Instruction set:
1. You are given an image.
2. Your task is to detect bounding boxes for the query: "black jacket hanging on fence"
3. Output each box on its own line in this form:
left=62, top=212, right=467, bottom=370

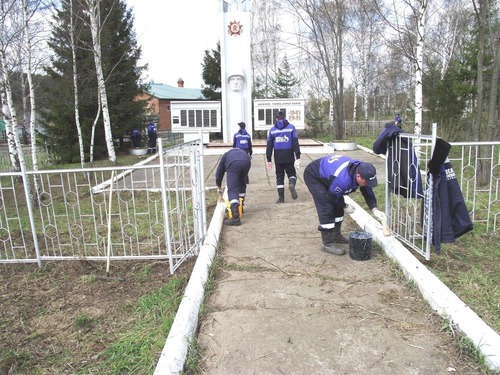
left=373, top=123, right=423, bottom=198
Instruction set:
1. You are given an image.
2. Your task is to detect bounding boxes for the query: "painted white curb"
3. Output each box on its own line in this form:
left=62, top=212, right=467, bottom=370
left=345, top=196, right=500, bottom=372
left=154, top=199, right=227, bottom=374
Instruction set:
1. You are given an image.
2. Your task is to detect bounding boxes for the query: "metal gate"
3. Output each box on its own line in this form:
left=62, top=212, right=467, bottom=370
left=0, top=139, right=206, bottom=274
left=384, top=129, right=434, bottom=260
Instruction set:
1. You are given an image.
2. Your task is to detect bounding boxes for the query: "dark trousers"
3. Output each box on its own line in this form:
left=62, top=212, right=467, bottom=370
left=132, top=137, right=141, bottom=148
left=147, top=136, right=157, bottom=153
left=275, top=162, right=296, bottom=188
left=303, top=159, right=344, bottom=226
left=226, top=159, right=251, bottom=204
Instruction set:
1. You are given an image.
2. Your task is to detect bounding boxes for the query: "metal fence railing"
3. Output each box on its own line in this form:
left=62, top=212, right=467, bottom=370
left=0, top=138, right=207, bottom=274
left=447, top=141, right=500, bottom=234
left=381, top=126, right=499, bottom=260
left=344, top=120, right=386, bottom=138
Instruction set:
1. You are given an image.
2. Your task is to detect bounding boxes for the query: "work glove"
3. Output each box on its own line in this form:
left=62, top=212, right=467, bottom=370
left=372, top=208, right=386, bottom=222
left=294, top=159, right=301, bottom=171
left=373, top=208, right=392, bottom=236
left=217, top=187, right=224, bottom=202
left=267, top=162, right=273, bottom=170
left=344, top=204, right=355, bottom=214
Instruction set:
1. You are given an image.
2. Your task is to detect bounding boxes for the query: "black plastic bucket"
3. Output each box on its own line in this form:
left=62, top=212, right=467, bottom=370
left=349, top=231, right=373, bottom=261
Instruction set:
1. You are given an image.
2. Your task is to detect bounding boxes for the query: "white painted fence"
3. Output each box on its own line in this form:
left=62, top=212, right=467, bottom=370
left=0, top=139, right=207, bottom=274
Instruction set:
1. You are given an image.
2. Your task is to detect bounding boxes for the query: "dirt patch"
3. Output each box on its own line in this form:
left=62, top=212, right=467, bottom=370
left=0, top=259, right=194, bottom=374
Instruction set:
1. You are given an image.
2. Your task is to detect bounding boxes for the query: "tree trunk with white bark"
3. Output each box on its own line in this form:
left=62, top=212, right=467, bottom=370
left=86, top=0, right=116, bottom=164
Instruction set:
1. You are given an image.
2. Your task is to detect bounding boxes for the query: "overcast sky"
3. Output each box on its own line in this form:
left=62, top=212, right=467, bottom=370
left=125, top=0, right=221, bottom=89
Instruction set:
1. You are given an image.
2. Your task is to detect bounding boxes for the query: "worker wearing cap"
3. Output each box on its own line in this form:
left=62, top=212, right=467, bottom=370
left=146, top=121, right=157, bottom=154
left=303, top=154, right=385, bottom=255
left=266, top=110, right=301, bottom=203
left=395, top=114, right=402, bottom=127
left=233, top=122, right=253, bottom=157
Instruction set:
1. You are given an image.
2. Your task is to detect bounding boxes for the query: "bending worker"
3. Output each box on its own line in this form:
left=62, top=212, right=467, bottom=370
left=303, top=154, right=386, bottom=255
left=215, top=148, right=251, bottom=226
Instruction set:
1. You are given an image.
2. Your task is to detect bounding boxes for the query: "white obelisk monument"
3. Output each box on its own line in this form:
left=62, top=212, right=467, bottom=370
left=220, top=0, right=252, bottom=143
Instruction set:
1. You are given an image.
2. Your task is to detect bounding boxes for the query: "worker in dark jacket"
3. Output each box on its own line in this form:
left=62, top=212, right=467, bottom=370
left=395, top=114, right=403, bottom=127
left=130, top=128, right=142, bottom=148
left=215, top=148, right=251, bottom=226
left=303, top=155, right=384, bottom=255
left=373, top=121, right=423, bottom=198
left=233, top=122, right=253, bottom=157
left=266, top=111, right=301, bottom=203
left=146, top=121, right=157, bottom=154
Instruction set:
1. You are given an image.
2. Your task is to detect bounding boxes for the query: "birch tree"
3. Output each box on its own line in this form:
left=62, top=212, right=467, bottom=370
left=376, top=0, right=429, bottom=135
left=0, top=0, right=24, bottom=172
left=413, top=0, right=427, bottom=136
left=84, top=0, right=116, bottom=164
left=89, top=89, right=101, bottom=165
left=69, top=0, right=86, bottom=168
left=20, top=0, right=43, bottom=200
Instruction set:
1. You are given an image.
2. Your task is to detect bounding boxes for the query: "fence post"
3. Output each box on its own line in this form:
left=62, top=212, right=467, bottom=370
left=189, top=134, right=205, bottom=255
left=198, top=130, right=207, bottom=235
left=423, top=123, right=439, bottom=259
left=158, top=139, right=174, bottom=274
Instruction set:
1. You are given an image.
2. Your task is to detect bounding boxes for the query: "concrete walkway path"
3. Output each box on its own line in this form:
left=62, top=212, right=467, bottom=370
left=194, top=146, right=471, bottom=374
left=154, top=142, right=500, bottom=374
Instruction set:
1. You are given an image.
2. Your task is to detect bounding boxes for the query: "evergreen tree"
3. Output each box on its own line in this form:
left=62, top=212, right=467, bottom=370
left=41, top=0, right=146, bottom=163
left=423, top=58, right=469, bottom=140
left=272, top=56, right=298, bottom=98
left=252, top=76, right=267, bottom=99
left=201, top=42, right=221, bottom=100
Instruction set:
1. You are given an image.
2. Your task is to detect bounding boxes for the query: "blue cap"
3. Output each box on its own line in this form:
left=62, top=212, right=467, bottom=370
left=358, top=163, right=378, bottom=187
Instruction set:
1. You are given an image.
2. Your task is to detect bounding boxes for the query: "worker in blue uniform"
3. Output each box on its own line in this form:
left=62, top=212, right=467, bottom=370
left=266, top=111, right=301, bottom=203
left=233, top=122, right=253, bottom=157
left=395, top=114, right=402, bottom=127
left=130, top=128, right=142, bottom=148
left=303, top=154, right=385, bottom=255
left=215, top=148, right=252, bottom=226
left=146, top=121, right=157, bottom=154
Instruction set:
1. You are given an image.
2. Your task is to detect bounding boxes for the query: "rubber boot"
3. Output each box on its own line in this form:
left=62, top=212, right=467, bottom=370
left=276, top=188, right=285, bottom=203
left=289, top=177, right=298, bottom=200
left=224, top=203, right=241, bottom=226
left=321, top=230, right=346, bottom=255
left=332, top=222, right=349, bottom=244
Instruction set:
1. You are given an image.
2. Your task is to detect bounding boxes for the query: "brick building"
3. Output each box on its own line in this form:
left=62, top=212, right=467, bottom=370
left=138, top=79, right=203, bottom=131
